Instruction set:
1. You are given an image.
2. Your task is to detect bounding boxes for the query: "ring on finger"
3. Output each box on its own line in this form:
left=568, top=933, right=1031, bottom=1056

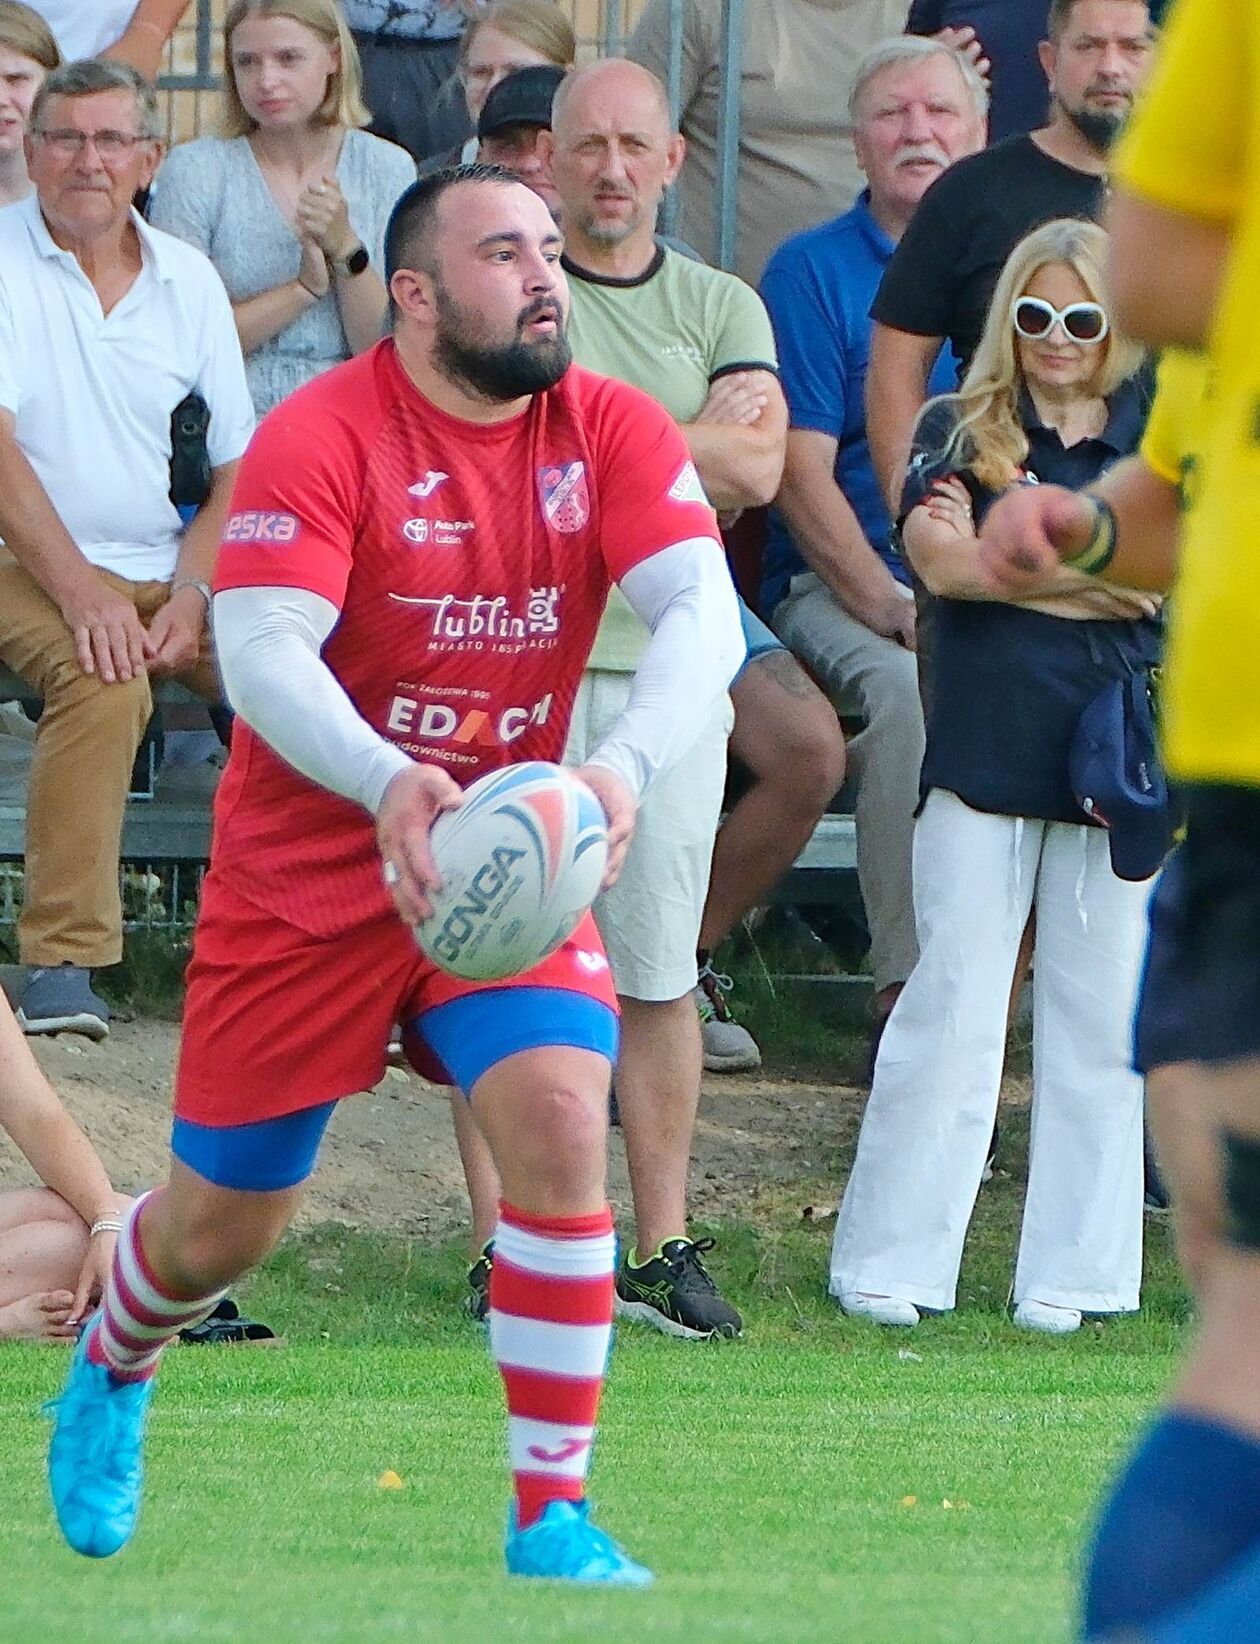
left=383, top=859, right=400, bottom=887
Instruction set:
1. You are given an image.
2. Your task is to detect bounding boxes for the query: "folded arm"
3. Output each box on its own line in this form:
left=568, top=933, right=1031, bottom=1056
left=682, top=370, right=787, bottom=512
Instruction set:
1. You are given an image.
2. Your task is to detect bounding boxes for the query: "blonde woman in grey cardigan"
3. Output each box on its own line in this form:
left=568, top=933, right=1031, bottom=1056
left=150, top=0, right=414, bottom=417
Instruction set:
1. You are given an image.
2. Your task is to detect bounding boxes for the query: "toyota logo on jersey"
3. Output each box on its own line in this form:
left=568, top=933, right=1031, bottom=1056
left=537, top=462, right=590, bottom=533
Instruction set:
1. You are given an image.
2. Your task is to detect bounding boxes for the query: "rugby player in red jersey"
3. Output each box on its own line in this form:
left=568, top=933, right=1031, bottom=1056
left=45, top=165, right=744, bottom=1586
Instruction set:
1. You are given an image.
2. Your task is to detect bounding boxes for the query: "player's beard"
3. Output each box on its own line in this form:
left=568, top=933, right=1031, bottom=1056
left=432, top=284, right=572, bottom=402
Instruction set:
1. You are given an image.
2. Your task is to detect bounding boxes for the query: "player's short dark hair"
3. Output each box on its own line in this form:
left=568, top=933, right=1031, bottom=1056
left=1046, top=0, right=1150, bottom=37
left=384, top=162, right=521, bottom=288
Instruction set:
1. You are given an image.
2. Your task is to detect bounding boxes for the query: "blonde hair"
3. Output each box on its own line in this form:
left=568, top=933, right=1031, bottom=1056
left=0, top=0, right=60, bottom=72
left=221, top=0, right=369, bottom=137
left=458, top=1, right=576, bottom=79
left=923, top=218, right=1145, bottom=492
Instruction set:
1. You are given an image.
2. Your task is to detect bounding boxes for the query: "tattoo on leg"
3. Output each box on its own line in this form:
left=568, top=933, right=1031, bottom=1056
left=753, top=647, right=822, bottom=699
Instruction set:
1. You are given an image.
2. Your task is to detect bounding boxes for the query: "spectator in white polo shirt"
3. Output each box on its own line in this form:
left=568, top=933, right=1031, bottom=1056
left=0, top=58, right=255, bottom=1040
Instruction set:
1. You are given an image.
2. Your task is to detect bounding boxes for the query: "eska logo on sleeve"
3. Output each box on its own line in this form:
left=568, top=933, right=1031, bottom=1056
left=223, top=511, right=302, bottom=545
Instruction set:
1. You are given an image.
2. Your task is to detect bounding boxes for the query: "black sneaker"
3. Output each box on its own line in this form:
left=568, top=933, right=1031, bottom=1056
left=615, top=1237, right=742, bottom=1340
left=465, top=1240, right=493, bottom=1323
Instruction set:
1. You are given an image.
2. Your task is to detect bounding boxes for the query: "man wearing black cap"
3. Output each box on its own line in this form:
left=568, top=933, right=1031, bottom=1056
left=476, top=63, right=565, bottom=222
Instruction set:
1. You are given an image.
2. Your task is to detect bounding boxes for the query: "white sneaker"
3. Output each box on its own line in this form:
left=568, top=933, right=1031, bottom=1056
left=695, top=966, right=762, bottom=1073
left=1013, top=1299, right=1082, bottom=1335
left=838, top=1291, right=920, bottom=1327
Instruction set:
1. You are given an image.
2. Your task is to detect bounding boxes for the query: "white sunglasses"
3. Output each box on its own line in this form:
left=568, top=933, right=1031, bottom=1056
left=1011, top=295, right=1110, bottom=344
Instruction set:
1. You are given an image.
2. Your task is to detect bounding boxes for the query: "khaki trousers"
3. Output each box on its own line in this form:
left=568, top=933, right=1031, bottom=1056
left=0, top=551, right=219, bottom=968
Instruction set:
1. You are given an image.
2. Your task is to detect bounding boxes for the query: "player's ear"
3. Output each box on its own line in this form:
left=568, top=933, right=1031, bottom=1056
left=390, top=265, right=437, bottom=327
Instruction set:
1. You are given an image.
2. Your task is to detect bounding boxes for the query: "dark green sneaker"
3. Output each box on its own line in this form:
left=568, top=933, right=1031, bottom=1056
left=464, top=1241, right=493, bottom=1324
left=615, top=1237, right=742, bottom=1340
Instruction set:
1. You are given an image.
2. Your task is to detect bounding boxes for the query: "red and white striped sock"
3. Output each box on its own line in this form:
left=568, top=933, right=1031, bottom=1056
left=490, top=1201, right=616, bottom=1529
left=86, top=1192, right=227, bottom=1385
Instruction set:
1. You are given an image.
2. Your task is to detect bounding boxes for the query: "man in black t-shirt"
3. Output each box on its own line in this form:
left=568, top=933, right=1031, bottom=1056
left=869, top=0, right=1156, bottom=506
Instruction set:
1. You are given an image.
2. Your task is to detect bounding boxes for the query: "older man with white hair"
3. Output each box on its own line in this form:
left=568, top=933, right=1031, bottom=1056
left=760, top=36, right=987, bottom=1068
left=0, top=58, right=253, bottom=1039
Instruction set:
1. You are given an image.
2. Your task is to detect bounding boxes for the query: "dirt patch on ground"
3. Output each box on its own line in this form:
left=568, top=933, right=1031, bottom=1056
left=0, top=1018, right=867, bottom=1237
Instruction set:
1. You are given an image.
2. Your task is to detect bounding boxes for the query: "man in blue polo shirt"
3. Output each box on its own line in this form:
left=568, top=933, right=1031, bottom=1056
left=760, top=34, right=985, bottom=1048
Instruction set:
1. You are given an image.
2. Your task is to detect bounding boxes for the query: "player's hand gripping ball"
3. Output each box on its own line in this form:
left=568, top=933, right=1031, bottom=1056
left=414, top=762, right=609, bottom=981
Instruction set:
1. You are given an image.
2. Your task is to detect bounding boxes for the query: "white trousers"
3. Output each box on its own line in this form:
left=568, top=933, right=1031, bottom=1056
left=829, top=789, right=1149, bottom=1314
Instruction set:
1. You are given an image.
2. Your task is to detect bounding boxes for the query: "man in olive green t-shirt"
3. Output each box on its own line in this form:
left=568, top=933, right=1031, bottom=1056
left=551, top=61, right=842, bottom=1337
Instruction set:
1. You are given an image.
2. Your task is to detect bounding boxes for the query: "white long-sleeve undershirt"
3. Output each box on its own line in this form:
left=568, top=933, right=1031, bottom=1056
left=212, top=536, right=745, bottom=816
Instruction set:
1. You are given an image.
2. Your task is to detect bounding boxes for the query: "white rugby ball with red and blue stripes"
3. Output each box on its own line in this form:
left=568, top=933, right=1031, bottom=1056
left=415, top=761, right=609, bottom=981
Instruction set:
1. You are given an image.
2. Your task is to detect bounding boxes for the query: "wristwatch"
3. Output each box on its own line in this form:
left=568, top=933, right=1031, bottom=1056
left=332, top=242, right=370, bottom=277
left=171, top=576, right=213, bottom=609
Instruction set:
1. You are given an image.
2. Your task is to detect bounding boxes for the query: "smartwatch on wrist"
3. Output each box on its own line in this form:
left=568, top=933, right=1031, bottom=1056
left=332, top=242, right=370, bottom=277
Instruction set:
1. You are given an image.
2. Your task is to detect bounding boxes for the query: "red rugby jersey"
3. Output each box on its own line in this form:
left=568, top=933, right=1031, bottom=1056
left=210, top=339, right=721, bottom=936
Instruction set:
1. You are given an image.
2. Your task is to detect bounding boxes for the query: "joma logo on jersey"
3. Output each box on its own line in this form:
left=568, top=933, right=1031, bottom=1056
left=430, top=845, right=526, bottom=966
left=408, top=471, right=448, bottom=499
left=387, top=693, right=552, bottom=746
left=224, top=511, right=300, bottom=544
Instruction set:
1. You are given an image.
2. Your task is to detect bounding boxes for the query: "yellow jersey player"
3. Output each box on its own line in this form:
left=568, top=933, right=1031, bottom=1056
left=982, top=0, right=1260, bottom=1635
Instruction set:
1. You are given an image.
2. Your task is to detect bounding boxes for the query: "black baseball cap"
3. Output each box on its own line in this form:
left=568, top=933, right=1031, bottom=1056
left=477, top=64, right=567, bottom=140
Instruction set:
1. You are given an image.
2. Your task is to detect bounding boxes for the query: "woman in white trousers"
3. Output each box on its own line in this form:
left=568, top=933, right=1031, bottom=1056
left=831, top=219, right=1167, bottom=1333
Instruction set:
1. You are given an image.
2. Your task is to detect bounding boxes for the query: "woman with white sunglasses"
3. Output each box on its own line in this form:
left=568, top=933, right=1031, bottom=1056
left=830, top=218, right=1164, bottom=1335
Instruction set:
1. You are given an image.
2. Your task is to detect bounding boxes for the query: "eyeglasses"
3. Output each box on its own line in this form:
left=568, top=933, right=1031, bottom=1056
left=1012, top=296, right=1109, bottom=344
left=32, top=128, right=152, bottom=158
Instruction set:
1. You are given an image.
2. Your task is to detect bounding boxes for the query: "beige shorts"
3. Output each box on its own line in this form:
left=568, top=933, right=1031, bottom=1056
left=564, top=670, right=733, bottom=1002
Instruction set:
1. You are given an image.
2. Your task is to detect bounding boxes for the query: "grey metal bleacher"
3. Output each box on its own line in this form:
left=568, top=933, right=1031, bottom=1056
left=0, top=665, right=215, bottom=861
left=0, top=662, right=856, bottom=884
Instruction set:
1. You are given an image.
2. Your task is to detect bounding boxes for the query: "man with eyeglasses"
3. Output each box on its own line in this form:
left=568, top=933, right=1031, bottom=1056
left=0, top=57, right=254, bottom=1040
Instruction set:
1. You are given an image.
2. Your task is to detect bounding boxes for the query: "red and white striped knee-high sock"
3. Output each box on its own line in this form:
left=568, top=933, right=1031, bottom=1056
left=489, top=1201, right=616, bottom=1528
left=86, top=1192, right=227, bottom=1384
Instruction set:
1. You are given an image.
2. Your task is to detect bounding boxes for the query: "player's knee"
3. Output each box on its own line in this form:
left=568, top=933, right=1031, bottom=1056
left=1222, top=1130, right=1260, bottom=1252
left=518, top=1084, right=606, bottom=1177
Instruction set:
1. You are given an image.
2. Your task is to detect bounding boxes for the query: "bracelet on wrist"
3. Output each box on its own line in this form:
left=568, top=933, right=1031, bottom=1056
left=1063, top=496, right=1118, bottom=578
left=90, top=1215, right=124, bottom=1238
left=296, top=273, right=322, bottom=300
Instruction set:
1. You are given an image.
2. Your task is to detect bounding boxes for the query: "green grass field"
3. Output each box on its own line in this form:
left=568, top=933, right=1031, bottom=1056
left=0, top=1130, right=1191, bottom=1644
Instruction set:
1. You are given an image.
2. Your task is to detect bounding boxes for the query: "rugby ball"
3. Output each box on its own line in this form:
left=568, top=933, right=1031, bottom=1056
left=415, top=762, right=609, bottom=981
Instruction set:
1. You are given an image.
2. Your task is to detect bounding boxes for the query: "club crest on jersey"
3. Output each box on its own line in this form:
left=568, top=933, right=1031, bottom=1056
left=537, top=461, right=589, bottom=533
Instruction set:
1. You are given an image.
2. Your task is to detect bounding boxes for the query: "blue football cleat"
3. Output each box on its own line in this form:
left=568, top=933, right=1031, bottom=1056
left=46, top=1321, right=154, bottom=1558
left=505, top=1499, right=655, bottom=1586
